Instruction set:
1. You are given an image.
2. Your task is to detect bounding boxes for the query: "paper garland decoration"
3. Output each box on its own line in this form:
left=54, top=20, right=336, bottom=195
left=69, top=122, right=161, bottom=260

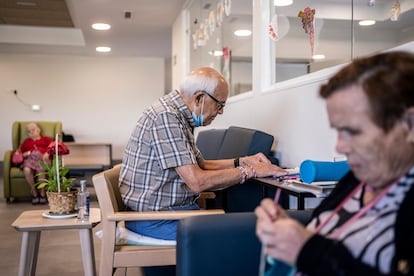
left=190, top=0, right=232, bottom=50
left=224, top=0, right=232, bottom=16
left=298, top=7, right=316, bottom=56
left=269, top=14, right=290, bottom=42
left=208, top=10, right=216, bottom=34
left=216, top=0, right=224, bottom=27
left=391, top=0, right=401, bottom=21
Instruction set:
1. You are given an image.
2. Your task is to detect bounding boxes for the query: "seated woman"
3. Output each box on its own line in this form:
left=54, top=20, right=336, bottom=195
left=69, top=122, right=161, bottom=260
left=255, top=51, right=414, bottom=275
left=18, top=122, right=53, bottom=204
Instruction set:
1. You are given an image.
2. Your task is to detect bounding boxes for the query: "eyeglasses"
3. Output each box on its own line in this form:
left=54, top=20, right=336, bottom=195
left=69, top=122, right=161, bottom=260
left=201, top=91, right=226, bottom=110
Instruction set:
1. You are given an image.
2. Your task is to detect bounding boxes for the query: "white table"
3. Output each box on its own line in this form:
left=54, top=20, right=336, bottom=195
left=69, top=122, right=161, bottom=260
left=12, top=208, right=101, bottom=276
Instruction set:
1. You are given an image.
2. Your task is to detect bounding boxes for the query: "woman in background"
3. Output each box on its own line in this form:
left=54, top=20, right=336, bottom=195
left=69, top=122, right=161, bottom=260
left=18, top=122, right=52, bottom=204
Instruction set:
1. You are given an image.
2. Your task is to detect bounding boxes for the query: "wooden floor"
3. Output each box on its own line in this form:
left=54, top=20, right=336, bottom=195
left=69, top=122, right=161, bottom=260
left=0, top=171, right=143, bottom=276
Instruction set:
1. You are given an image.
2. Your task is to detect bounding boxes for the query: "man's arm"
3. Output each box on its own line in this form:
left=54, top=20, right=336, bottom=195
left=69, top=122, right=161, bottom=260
left=176, top=158, right=286, bottom=193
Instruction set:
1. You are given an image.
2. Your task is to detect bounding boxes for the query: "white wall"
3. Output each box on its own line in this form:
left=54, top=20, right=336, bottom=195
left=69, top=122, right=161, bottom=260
left=2, top=43, right=413, bottom=169
left=0, top=54, right=165, bottom=160
left=198, top=41, right=414, bottom=168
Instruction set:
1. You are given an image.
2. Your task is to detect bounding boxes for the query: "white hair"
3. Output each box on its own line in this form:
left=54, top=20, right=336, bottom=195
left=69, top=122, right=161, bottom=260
left=180, top=73, right=218, bottom=98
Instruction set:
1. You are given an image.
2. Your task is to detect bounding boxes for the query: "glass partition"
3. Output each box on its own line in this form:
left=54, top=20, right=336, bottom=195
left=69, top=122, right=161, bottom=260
left=273, top=0, right=414, bottom=83
left=188, top=0, right=253, bottom=97
left=188, top=0, right=414, bottom=92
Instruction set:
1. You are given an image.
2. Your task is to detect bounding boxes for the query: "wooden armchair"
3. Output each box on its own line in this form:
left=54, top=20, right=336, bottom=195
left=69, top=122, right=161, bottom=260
left=92, top=165, right=224, bottom=276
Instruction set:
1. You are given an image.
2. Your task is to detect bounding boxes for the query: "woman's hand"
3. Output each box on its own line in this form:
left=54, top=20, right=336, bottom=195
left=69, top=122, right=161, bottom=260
left=255, top=198, right=313, bottom=266
left=42, top=152, right=50, bottom=162
left=23, top=151, right=31, bottom=158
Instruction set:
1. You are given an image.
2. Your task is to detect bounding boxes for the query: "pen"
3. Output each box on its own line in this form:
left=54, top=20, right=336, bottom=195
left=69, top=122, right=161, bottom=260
left=273, top=173, right=300, bottom=180
left=259, top=188, right=281, bottom=276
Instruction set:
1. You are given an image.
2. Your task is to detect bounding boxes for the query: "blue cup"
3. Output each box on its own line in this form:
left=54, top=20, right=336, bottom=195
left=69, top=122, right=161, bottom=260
left=299, top=160, right=350, bottom=183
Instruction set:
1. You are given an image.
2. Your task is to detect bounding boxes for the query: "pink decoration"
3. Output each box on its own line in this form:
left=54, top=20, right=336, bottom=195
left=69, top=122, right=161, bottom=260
left=298, top=7, right=316, bottom=56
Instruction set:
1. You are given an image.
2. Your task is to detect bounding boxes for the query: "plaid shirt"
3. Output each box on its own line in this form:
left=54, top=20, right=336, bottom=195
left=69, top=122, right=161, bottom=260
left=120, top=90, right=202, bottom=211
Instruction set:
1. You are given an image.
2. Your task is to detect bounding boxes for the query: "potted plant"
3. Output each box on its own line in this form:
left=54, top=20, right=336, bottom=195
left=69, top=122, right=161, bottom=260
left=36, top=134, right=77, bottom=214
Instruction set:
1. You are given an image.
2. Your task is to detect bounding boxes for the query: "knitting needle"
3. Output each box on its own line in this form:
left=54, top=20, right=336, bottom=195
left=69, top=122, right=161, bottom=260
left=259, top=188, right=282, bottom=276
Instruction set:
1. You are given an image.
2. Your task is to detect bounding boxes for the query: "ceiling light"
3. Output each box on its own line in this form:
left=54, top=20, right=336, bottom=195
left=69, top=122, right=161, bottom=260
left=96, top=46, right=111, bottom=53
left=92, top=23, right=111, bottom=31
left=312, top=54, right=326, bottom=60
left=274, top=0, right=293, bottom=6
left=234, top=29, right=252, bottom=37
left=208, top=50, right=223, bottom=57
left=359, top=20, right=376, bottom=26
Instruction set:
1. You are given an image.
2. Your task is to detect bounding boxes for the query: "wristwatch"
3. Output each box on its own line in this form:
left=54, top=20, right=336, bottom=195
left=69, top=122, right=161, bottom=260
left=234, top=157, right=240, bottom=168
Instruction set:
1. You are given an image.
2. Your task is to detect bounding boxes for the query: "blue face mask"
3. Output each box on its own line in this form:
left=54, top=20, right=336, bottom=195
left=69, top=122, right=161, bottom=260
left=192, top=96, right=205, bottom=127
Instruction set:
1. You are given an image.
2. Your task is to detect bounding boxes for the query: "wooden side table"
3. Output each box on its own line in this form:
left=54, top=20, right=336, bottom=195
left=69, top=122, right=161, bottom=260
left=12, top=208, right=101, bottom=276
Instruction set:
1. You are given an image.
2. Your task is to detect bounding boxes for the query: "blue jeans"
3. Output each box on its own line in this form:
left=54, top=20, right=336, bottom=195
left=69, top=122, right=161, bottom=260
left=125, top=204, right=200, bottom=240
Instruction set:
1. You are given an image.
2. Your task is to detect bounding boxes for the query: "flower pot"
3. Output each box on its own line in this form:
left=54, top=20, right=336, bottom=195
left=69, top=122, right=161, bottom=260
left=47, top=190, right=78, bottom=214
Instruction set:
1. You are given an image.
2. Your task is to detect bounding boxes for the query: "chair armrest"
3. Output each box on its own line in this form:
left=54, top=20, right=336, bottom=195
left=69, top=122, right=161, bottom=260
left=108, top=209, right=224, bottom=221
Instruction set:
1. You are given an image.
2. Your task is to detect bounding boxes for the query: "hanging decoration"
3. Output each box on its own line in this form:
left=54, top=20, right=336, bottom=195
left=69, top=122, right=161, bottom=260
left=208, top=10, right=216, bottom=34
left=222, top=46, right=231, bottom=85
left=191, top=0, right=231, bottom=50
left=269, top=15, right=279, bottom=41
left=298, top=7, right=316, bottom=56
left=216, top=0, right=224, bottom=27
left=224, top=0, right=232, bottom=16
left=269, top=14, right=290, bottom=42
left=192, top=20, right=209, bottom=49
left=390, top=0, right=401, bottom=21
left=368, top=0, right=375, bottom=7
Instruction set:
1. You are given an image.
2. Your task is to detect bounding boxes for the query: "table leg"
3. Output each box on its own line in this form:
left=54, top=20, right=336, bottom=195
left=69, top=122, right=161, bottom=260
left=297, top=195, right=305, bottom=210
left=79, top=228, right=96, bottom=276
left=18, top=231, right=41, bottom=276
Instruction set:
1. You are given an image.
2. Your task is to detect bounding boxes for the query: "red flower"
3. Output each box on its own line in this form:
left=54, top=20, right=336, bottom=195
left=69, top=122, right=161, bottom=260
left=47, top=141, right=70, bottom=156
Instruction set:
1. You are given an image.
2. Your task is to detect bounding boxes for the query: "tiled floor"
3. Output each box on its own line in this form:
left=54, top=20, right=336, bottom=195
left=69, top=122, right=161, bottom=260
left=0, top=173, right=143, bottom=276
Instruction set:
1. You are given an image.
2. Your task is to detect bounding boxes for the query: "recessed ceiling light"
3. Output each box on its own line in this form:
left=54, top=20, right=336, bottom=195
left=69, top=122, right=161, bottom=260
left=312, top=54, right=326, bottom=60
left=92, top=23, right=111, bottom=31
left=274, top=0, right=293, bottom=6
left=208, top=50, right=223, bottom=56
left=234, top=29, right=252, bottom=37
left=96, top=46, right=111, bottom=53
left=359, top=20, right=376, bottom=26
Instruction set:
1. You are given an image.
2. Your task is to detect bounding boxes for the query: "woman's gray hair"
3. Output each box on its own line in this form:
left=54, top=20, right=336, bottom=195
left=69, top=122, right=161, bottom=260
left=180, top=72, right=218, bottom=98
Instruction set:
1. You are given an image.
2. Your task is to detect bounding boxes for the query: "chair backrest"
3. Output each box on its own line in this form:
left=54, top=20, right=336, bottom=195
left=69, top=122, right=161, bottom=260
left=217, top=126, right=274, bottom=159
left=12, top=121, right=62, bottom=150
left=196, top=128, right=227, bottom=160
left=176, top=210, right=313, bottom=276
left=93, top=164, right=124, bottom=217
left=176, top=212, right=261, bottom=276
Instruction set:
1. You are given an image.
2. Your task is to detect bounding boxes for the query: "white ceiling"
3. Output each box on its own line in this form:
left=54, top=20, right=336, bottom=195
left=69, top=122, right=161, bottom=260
left=0, top=0, right=188, bottom=58
left=0, top=0, right=413, bottom=60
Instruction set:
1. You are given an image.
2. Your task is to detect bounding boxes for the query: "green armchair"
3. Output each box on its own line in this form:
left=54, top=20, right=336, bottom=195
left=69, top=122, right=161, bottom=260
left=3, top=121, right=62, bottom=202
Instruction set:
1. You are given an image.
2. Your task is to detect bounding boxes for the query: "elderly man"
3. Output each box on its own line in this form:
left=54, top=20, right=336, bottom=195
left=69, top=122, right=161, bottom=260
left=120, top=67, right=286, bottom=242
